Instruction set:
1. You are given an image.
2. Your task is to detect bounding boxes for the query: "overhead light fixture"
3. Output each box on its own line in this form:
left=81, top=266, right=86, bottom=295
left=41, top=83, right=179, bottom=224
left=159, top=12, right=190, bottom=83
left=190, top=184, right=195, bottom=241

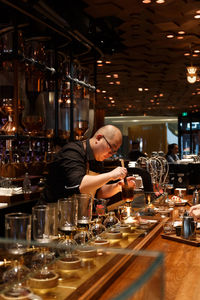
left=186, top=63, right=197, bottom=83
left=156, top=0, right=165, bottom=3
left=187, top=74, right=197, bottom=84
left=106, top=74, right=111, bottom=78
left=166, top=34, right=174, bottom=39
left=187, top=66, right=197, bottom=75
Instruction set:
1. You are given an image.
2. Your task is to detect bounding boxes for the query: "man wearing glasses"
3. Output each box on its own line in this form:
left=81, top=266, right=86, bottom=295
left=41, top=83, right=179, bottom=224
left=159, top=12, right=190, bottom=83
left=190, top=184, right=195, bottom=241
left=44, top=124, right=135, bottom=202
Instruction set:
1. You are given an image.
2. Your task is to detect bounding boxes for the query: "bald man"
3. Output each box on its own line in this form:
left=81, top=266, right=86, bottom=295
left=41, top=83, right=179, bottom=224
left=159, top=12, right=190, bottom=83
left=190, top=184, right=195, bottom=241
left=44, top=125, right=135, bottom=202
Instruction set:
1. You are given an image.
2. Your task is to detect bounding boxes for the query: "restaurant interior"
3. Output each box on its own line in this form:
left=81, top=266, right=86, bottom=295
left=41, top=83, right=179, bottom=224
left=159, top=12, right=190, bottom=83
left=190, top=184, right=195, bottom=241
left=0, top=0, right=200, bottom=299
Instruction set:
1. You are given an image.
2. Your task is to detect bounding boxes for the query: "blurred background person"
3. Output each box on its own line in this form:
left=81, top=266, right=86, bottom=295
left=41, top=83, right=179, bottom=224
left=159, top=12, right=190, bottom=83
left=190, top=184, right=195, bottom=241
left=127, top=139, right=147, bottom=161
left=166, top=143, right=179, bottom=163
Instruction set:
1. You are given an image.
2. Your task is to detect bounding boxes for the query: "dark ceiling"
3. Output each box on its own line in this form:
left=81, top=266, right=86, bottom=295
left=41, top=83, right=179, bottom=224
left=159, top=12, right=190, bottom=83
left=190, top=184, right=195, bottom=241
left=1, top=0, right=200, bottom=117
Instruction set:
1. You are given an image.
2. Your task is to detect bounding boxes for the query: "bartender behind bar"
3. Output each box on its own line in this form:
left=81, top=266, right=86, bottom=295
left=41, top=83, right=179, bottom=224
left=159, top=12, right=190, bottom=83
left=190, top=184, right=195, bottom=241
left=44, top=125, right=135, bottom=202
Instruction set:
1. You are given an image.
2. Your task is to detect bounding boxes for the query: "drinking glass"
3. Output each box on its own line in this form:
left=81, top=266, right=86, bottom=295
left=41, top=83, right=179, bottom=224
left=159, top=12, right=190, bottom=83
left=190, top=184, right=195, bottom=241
left=32, top=203, right=58, bottom=243
left=58, top=197, right=78, bottom=232
left=122, top=186, right=134, bottom=202
left=75, top=194, right=92, bottom=225
left=5, top=212, right=31, bottom=255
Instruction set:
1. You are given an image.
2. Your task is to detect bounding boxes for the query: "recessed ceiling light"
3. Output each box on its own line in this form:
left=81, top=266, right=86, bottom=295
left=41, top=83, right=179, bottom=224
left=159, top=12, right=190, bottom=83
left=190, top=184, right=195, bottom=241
left=109, top=82, right=114, bottom=85
left=97, top=60, right=102, bottom=63
left=159, top=93, right=164, bottom=97
left=102, top=90, right=106, bottom=93
left=106, top=74, right=111, bottom=78
left=96, top=89, right=101, bottom=93
left=144, top=88, right=149, bottom=91
left=196, top=10, right=200, bottom=14
left=142, top=0, right=151, bottom=3
left=194, top=15, right=200, bottom=19
left=194, top=50, right=200, bottom=53
left=178, top=31, right=185, bottom=34
left=109, top=97, right=113, bottom=100
left=97, top=64, right=103, bottom=67
left=138, top=88, right=143, bottom=91
left=113, top=74, right=118, bottom=78
left=177, top=36, right=184, bottom=40
left=184, top=53, right=190, bottom=56
left=111, top=100, right=115, bottom=103
left=116, top=81, right=120, bottom=85
left=166, top=34, right=174, bottom=38
left=105, top=61, right=111, bottom=64
left=156, top=0, right=165, bottom=3
left=192, top=54, right=198, bottom=57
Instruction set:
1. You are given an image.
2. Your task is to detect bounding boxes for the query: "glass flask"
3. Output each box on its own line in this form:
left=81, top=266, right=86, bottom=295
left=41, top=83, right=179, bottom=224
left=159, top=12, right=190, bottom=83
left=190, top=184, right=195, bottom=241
left=91, top=218, right=106, bottom=236
left=2, top=260, right=32, bottom=300
left=103, top=212, right=119, bottom=228
left=74, top=227, right=93, bottom=245
left=57, top=235, right=78, bottom=258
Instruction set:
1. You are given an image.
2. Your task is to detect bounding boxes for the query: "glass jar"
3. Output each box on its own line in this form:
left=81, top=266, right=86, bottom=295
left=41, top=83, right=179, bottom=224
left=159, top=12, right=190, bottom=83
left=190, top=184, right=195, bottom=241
left=103, top=212, right=119, bottom=228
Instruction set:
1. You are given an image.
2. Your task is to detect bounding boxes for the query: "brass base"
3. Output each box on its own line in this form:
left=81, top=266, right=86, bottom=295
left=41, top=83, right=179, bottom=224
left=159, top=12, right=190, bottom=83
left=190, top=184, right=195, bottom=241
left=29, top=271, right=58, bottom=289
left=57, top=257, right=82, bottom=270
left=94, top=239, right=110, bottom=247
left=78, top=247, right=97, bottom=258
left=119, top=224, right=132, bottom=233
left=106, top=231, right=122, bottom=239
left=0, top=288, right=32, bottom=300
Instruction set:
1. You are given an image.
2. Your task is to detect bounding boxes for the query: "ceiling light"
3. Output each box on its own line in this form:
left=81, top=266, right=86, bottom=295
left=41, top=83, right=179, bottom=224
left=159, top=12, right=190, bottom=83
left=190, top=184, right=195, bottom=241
left=102, top=90, right=106, bottom=93
left=192, top=54, right=198, bottom=57
left=97, top=64, right=103, bottom=67
left=166, top=34, right=174, bottom=39
left=109, top=81, right=114, bottom=84
left=111, top=100, right=115, bottom=103
left=97, top=60, right=102, bottom=63
left=105, top=61, right=111, bottom=64
left=142, top=0, right=151, bottom=3
left=116, top=81, right=121, bottom=85
left=187, top=66, right=197, bottom=74
left=96, top=89, right=101, bottom=93
left=138, top=88, right=143, bottom=91
left=194, top=15, right=200, bottom=19
left=109, top=97, right=113, bottom=100
left=194, top=50, right=200, bottom=53
left=177, top=36, right=184, bottom=40
left=144, top=88, right=149, bottom=91
left=106, top=74, right=111, bottom=78
left=113, top=74, right=118, bottom=78
left=156, top=0, right=165, bottom=3
left=159, top=93, right=164, bottom=97
left=187, top=74, right=197, bottom=84
left=178, top=31, right=185, bottom=34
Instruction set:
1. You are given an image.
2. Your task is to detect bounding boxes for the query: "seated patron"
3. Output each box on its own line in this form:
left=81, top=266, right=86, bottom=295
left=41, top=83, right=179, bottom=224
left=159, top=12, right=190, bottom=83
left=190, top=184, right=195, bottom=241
left=127, top=140, right=147, bottom=161
left=166, top=143, right=179, bottom=163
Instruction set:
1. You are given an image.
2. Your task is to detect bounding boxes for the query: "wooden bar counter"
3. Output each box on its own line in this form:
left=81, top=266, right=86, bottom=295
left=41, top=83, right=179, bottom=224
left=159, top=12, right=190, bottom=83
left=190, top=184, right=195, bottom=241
left=100, top=196, right=199, bottom=300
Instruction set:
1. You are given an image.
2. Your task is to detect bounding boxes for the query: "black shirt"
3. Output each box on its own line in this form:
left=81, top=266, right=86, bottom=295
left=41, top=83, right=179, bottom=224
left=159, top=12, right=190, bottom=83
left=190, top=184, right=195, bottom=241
left=127, top=150, right=146, bottom=161
left=43, top=140, right=103, bottom=202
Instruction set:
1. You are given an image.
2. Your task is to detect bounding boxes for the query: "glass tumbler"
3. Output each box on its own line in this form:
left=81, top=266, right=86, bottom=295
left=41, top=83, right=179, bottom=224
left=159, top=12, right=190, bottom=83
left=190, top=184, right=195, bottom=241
left=5, top=212, right=31, bottom=255
left=58, top=197, right=78, bottom=232
left=75, top=194, right=92, bottom=225
left=32, top=203, right=58, bottom=243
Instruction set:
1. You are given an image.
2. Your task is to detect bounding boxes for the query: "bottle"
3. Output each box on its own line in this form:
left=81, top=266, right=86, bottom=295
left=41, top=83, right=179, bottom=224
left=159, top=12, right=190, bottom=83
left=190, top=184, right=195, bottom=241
left=23, top=172, right=31, bottom=200
left=193, top=189, right=200, bottom=205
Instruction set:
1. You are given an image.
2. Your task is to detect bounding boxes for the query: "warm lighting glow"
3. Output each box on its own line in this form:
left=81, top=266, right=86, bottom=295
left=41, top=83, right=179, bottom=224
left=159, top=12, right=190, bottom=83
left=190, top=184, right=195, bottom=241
left=102, top=90, right=106, bottom=93
left=184, top=53, right=190, bottom=56
left=138, top=88, right=143, bottom=91
left=97, top=60, right=103, bottom=63
left=109, top=97, right=113, bottom=100
left=113, top=74, right=119, bottom=78
left=142, top=0, right=151, bottom=3
left=97, top=64, right=103, bottom=67
left=194, top=50, right=200, bottom=53
left=178, top=31, right=185, bottom=34
left=96, top=89, right=101, bottom=93
left=106, top=74, right=111, bottom=78
left=109, top=81, right=114, bottom=84
left=187, top=74, right=197, bottom=84
left=156, top=0, right=165, bottom=3
left=166, top=34, right=174, bottom=38
left=159, top=93, right=164, bottom=97
left=144, top=88, right=149, bottom=91
left=187, top=66, right=197, bottom=74
left=194, top=15, right=200, bottom=19
left=111, top=100, right=115, bottom=103
left=105, top=61, right=111, bottom=64
left=177, top=36, right=184, bottom=40
left=116, top=81, right=121, bottom=85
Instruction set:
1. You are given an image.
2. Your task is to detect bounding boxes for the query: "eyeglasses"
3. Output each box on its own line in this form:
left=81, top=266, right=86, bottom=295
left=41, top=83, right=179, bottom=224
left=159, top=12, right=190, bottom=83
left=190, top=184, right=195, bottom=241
left=103, top=136, right=117, bottom=154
